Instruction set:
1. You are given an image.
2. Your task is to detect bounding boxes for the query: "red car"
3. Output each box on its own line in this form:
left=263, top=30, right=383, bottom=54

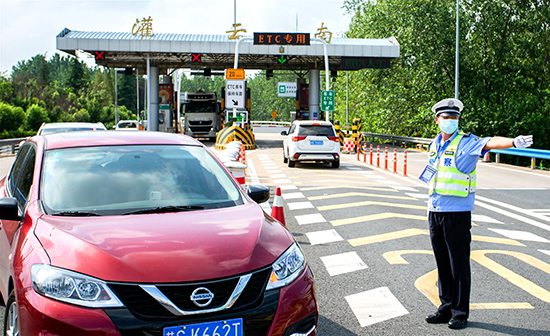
left=0, top=131, right=317, bottom=336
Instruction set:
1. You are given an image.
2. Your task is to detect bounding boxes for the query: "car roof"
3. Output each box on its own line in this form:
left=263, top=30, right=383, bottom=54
left=41, top=122, right=104, bottom=128
left=292, top=120, right=334, bottom=126
left=42, top=131, right=201, bottom=150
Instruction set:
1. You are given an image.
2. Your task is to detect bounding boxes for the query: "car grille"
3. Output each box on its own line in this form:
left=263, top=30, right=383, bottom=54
left=189, top=120, right=213, bottom=126
left=108, top=267, right=271, bottom=319
left=189, top=126, right=213, bottom=133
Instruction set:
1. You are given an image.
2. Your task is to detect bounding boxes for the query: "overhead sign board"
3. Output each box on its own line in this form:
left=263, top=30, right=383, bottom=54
left=254, top=33, right=310, bottom=46
left=225, top=80, right=246, bottom=109
left=278, top=82, right=297, bottom=98
left=226, top=68, right=245, bottom=80
left=340, top=57, right=391, bottom=70
left=321, top=90, right=335, bottom=111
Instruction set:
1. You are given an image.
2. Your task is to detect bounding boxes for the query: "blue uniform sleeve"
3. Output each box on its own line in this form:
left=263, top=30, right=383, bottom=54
left=456, top=135, right=491, bottom=174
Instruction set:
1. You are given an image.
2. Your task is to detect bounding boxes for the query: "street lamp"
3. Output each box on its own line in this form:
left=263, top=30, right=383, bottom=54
left=455, top=0, right=460, bottom=99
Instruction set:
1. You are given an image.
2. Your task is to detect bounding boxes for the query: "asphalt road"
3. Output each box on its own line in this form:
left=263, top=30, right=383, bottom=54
left=1, top=129, right=549, bottom=335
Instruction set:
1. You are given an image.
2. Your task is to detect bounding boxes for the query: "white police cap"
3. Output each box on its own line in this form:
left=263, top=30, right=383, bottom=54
left=432, top=98, right=463, bottom=117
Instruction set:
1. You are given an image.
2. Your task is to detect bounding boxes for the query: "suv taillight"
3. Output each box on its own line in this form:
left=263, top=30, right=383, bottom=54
left=292, top=136, right=307, bottom=142
left=328, top=136, right=339, bottom=142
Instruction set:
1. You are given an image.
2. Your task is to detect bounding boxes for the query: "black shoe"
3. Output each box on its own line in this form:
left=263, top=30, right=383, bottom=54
left=448, top=318, right=468, bottom=329
left=425, top=312, right=451, bottom=324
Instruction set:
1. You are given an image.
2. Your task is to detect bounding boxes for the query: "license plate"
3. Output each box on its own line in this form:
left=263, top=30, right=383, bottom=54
left=163, top=318, right=243, bottom=336
left=310, top=140, right=323, bottom=145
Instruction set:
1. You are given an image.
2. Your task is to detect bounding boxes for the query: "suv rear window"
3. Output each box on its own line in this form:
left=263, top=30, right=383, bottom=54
left=298, top=125, right=335, bottom=136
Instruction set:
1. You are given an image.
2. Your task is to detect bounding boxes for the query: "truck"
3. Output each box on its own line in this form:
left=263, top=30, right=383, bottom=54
left=180, top=91, right=222, bottom=140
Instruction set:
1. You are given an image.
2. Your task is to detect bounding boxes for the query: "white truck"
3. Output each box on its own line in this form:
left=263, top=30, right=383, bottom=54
left=180, top=91, right=222, bottom=140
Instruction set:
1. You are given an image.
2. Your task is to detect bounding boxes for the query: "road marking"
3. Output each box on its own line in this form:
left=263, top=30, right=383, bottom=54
left=318, top=200, right=426, bottom=212
left=282, top=192, right=305, bottom=200
left=306, top=229, right=343, bottom=245
left=476, top=195, right=550, bottom=224
left=295, top=179, right=383, bottom=186
left=415, top=266, right=534, bottom=310
left=287, top=201, right=314, bottom=210
left=349, top=228, right=525, bottom=247
left=376, top=180, right=401, bottom=185
left=471, top=214, right=504, bottom=224
left=300, top=185, right=397, bottom=192
left=266, top=169, right=283, bottom=174
left=320, top=251, right=368, bottom=276
left=274, top=179, right=292, bottom=184
left=332, top=213, right=427, bottom=227
left=308, top=192, right=417, bottom=201
left=391, top=186, right=419, bottom=192
left=345, top=287, right=409, bottom=327
left=488, top=228, right=550, bottom=243
left=246, top=159, right=271, bottom=213
left=471, top=250, right=550, bottom=303
left=346, top=167, right=363, bottom=170
left=269, top=174, right=287, bottom=178
left=539, top=250, right=550, bottom=257
left=475, top=200, right=550, bottom=232
left=296, top=213, right=326, bottom=225
left=405, top=193, right=429, bottom=199
left=279, top=185, right=298, bottom=190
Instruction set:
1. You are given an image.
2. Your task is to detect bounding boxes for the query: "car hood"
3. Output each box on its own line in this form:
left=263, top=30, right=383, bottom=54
left=34, top=203, right=293, bottom=283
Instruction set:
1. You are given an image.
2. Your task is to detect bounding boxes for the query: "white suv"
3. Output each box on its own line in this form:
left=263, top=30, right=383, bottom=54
left=282, top=120, right=340, bottom=168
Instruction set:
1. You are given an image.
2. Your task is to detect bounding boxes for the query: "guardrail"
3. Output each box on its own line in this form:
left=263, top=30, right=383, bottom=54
left=360, top=132, right=433, bottom=147
left=251, top=121, right=291, bottom=127
left=0, top=138, right=27, bottom=156
left=490, top=148, right=550, bottom=170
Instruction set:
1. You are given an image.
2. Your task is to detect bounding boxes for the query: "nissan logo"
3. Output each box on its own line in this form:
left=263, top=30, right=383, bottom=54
left=190, top=287, right=214, bottom=307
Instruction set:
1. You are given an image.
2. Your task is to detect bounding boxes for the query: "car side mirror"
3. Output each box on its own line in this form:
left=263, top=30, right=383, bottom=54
left=280, top=131, right=287, bottom=136
left=0, top=197, right=21, bottom=221
left=247, top=185, right=270, bottom=204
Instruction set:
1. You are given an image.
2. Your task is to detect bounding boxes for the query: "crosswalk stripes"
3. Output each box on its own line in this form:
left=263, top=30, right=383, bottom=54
left=488, top=228, right=550, bottom=243
left=345, top=287, right=409, bottom=327
left=320, top=251, right=368, bottom=276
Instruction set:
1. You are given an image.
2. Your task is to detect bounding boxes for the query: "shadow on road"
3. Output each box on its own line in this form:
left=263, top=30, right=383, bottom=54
left=317, top=315, right=358, bottom=336
left=467, top=321, right=550, bottom=336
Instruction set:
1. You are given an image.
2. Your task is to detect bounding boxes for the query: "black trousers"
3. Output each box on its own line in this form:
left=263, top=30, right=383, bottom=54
left=428, top=211, right=471, bottom=319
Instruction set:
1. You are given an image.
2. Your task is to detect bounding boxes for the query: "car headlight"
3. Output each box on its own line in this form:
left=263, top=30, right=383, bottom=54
left=266, top=243, right=306, bottom=290
left=31, top=264, right=124, bottom=308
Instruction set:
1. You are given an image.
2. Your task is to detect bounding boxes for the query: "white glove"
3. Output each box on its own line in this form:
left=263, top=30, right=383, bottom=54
left=513, top=135, right=533, bottom=148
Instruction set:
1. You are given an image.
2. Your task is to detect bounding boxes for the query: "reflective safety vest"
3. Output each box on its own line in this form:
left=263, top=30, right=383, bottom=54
left=428, top=132, right=476, bottom=197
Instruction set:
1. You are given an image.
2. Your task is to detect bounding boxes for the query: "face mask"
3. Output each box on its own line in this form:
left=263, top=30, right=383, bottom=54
left=439, top=119, right=458, bottom=134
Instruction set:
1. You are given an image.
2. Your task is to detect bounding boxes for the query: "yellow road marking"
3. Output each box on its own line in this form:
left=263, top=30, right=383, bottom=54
left=471, top=250, right=550, bottom=303
left=349, top=229, right=525, bottom=247
left=318, top=200, right=426, bottom=211
left=289, top=173, right=372, bottom=179
left=470, top=303, right=534, bottom=309
left=300, top=185, right=397, bottom=192
left=332, top=213, right=427, bottom=226
left=384, top=250, right=433, bottom=264
left=309, top=192, right=417, bottom=201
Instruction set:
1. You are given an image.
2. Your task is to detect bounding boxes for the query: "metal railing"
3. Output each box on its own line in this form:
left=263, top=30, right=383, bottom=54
left=359, top=132, right=432, bottom=147
left=0, top=138, right=27, bottom=155
left=251, top=121, right=291, bottom=127
left=490, top=148, right=550, bottom=169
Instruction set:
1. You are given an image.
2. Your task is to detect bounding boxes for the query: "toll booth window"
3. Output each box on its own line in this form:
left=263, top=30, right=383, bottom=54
left=184, top=101, right=217, bottom=113
left=298, top=125, right=335, bottom=137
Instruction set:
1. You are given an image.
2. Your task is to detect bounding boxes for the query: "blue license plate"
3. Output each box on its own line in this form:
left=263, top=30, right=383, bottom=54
left=310, top=140, right=323, bottom=145
left=163, top=318, right=243, bottom=336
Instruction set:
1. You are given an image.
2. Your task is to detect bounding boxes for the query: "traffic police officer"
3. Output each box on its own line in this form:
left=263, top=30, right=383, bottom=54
left=422, top=98, right=533, bottom=329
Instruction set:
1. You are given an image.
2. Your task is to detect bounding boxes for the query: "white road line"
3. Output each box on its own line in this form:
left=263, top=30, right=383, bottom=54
left=282, top=192, right=305, bottom=200
left=296, top=213, right=326, bottom=225
left=274, top=179, right=292, bottom=184
left=266, top=170, right=283, bottom=174
left=391, top=186, right=419, bottom=192
left=377, top=180, right=400, bottom=185
left=405, top=193, right=429, bottom=199
left=279, top=185, right=298, bottom=190
left=320, top=251, right=368, bottom=276
left=471, top=214, right=504, bottom=224
left=269, top=174, right=287, bottom=179
left=476, top=195, right=550, bottom=223
left=246, top=159, right=271, bottom=213
left=306, top=229, right=343, bottom=245
left=539, top=250, right=550, bottom=257
left=345, top=287, right=409, bottom=327
left=488, top=228, right=550, bottom=243
left=287, top=201, right=314, bottom=210
left=475, top=201, right=550, bottom=232
left=479, top=163, right=550, bottom=179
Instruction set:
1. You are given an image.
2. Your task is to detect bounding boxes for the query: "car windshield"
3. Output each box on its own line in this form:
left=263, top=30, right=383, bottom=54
left=41, top=145, right=244, bottom=216
left=298, top=125, right=335, bottom=136
left=184, top=101, right=217, bottom=113
left=117, top=122, right=137, bottom=129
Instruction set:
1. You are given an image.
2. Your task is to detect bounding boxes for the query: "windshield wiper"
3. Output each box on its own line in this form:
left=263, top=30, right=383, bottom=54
left=52, top=211, right=102, bottom=217
left=122, top=205, right=205, bottom=215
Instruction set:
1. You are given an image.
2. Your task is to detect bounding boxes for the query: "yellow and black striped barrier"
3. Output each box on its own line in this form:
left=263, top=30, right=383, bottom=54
left=334, top=120, right=345, bottom=148
left=215, top=126, right=256, bottom=150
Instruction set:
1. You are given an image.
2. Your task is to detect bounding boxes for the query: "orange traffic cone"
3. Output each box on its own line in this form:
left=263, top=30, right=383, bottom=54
left=271, top=187, right=286, bottom=226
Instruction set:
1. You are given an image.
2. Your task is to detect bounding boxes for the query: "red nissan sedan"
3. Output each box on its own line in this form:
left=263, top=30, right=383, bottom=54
left=0, top=131, right=317, bottom=336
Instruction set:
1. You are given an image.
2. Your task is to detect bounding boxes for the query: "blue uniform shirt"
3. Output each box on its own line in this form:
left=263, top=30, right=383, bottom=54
left=428, top=130, right=491, bottom=212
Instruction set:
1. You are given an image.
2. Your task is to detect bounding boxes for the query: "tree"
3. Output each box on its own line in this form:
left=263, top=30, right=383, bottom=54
left=0, top=102, right=25, bottom=132
left=25, top=104, right=49, bottom=131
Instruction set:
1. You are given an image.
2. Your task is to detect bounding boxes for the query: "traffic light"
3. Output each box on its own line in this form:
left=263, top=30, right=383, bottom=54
left=266, top=69, right=273, bottom=81
left=331, top=70, right=337, bottom=82
left=204, top=69, right=211, bottom=77
left=124, top=67, right=134, bottom=76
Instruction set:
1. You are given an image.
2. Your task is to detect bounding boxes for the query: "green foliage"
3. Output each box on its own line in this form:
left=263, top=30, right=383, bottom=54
left=247, top=71, right=300, bottom=122
left=25, top=104, right=50, bottom=131
left=340, top=0, right=550, bottom=149
left=0, top=102, right=25, bottom=132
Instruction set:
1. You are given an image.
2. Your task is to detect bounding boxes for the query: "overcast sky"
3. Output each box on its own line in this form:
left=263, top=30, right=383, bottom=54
left=0, top=0, right=352, bottom=74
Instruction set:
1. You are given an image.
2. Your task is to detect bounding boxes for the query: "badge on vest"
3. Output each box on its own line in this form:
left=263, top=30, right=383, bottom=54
left=418, top=165, right=437, bottom=184
left=444, top=150, right=454, bottom=155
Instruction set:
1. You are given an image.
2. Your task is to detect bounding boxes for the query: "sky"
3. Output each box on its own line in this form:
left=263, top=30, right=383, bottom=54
left=0, top=0, right=353, bottom=74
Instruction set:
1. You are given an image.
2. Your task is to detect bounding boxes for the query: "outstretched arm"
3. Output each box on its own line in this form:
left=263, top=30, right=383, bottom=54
left=483, top=135, right=533, bottom=150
